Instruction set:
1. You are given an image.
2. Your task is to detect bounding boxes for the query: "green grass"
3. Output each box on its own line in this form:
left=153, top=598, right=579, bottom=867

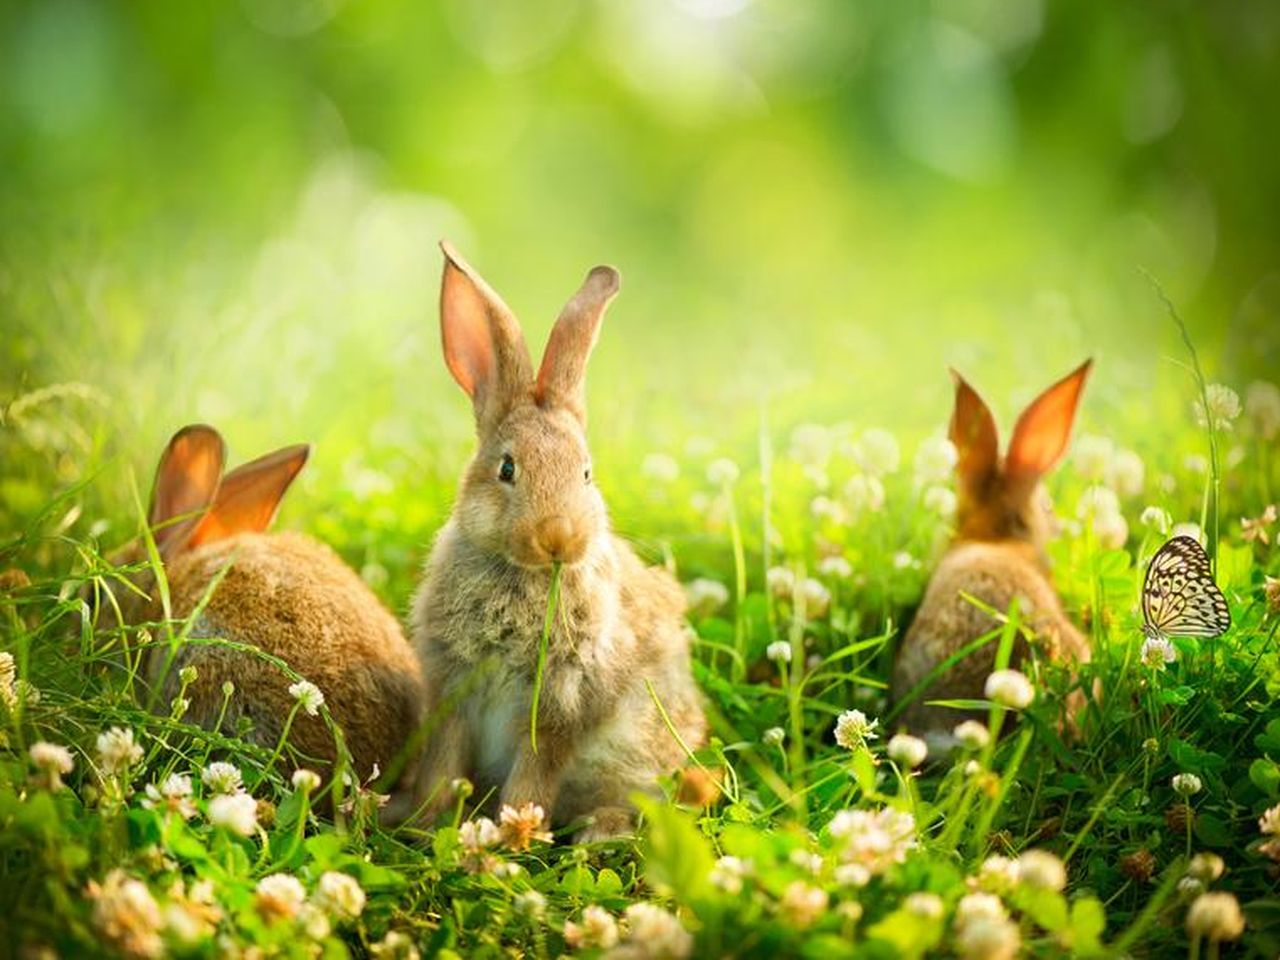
left=2, top=355, right=1279, bottom=959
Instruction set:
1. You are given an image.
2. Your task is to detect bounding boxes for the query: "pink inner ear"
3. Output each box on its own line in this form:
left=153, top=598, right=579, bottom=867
left=441, top=261, right=496, bottom=400
left=949, top=372, right=999, bottom=483
left=1005, top=360, right=1093, bottom=478
left=187, top=444, right=309, bottom=547
left=150, top=425, right=225, bottom=557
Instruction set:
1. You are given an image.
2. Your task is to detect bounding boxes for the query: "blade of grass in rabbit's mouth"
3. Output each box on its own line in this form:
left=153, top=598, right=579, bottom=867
left=529, top=561, right=563, bottom=755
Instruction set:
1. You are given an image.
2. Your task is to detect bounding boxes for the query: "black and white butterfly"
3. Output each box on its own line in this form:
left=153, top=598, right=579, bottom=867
left=1141, top=535, right=1231, bottom=642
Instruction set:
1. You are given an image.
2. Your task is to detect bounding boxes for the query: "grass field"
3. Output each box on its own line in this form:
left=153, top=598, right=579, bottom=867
left=4, top=2, right=1280, bottom=957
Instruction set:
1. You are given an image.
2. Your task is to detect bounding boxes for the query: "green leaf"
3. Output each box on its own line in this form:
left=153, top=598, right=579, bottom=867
left=865, top=909, right=943, bottom=958
left=636, top=797, right=715, bottom=904
left=1194, top=814, right=1231, bottom=847
left=1017, top=888, right=1069, bottom=932
left=1069, top=896, right=1107, bottom=952
left=1250, top=759, right=1280, bottom=797
left=1158, top=685, right=1195, bottom=706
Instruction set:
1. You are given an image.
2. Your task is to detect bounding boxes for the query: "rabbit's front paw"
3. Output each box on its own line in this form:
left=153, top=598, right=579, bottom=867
left=573, top=806, right=635, bottom=844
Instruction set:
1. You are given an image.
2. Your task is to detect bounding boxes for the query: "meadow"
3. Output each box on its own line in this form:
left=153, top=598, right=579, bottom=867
left=4, top=1, right=1280, bottom=957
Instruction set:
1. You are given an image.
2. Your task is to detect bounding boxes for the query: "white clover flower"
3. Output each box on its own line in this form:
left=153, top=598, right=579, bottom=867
left=887, top=733, right=928, bottom=769
left=985, top=669, right=1034, bottom=709
left=30, top=741, right=74, bottom=790
left=685, top=578, right=730, bottom=617
left=563, top=905, right=619, bottom=950
left=810, top=496, right=849, bottom=526
left=817, top=555, right=853, bottom=580
left=789, top=849, right=824, bottom=875
left=844, top=473, right=886, bottom=514
left=1016, top=850, right=1066, bottom=891
left=514, top=890, right=546, bottom=918
left=922, top=484, right=958, bottom=518
left=459, top=816, right=500, bottom=851
left=201, top=761, right=243, bottom=796
left=800, top=578, right=831, bottom=617
left=1172, top=773, right=1203, bottom=797
left=706, top=457, right=740, bottom=487
left=1140, top=506, right=1172, bottom=533
left=297, top=902, right=332, bottom=941
left=288, top=680, right=325, bottom=716
left=95, top=727, right=144, bottom=777
left=1072, top=434, right=1116, bottom=481
left=854, top=428, right=900, bottom=477
left=956, top=915, right=1021, bottom=960
left=709, top=855, right=750, bottom=894
left=915, top=436, right=958, bottom=485
left=766, top=566, right=796, bottom=599
left=1171, top=521, right=1205, bottom=544
left=1259, top=804, right=1280, bottom=836
left=762, top=727, right=786, bottom=747
left=892, top=551, right=919, bottom=571
left=498, top=801, right=553, bottom=850
left=314, top=871, right=366, bottom=921
left=766, top=641, right=792, bottom=664
left=1178, top=876, right=1206, bottom=899
left=641, top=453, right=680, bottom=484
left=976, top=855, right=1021, bottom=893
left=178, top=665, right=198, bottom=686
left=1194, top=384, right=1242, bottom=431
left=142, top=773, right=196, bottom=820
left=779, top=881, right=829, bottom=928
left=834, top=863, right=871, bottom=887
left=954, top=720, right=991, bottom=750
left=828, top=807, right=917, bottom=878
left=1095, top=510, right=1130, bottom=549
left=789, top=423, right=833, bottom=469
left=86, top=869, right=164, bottom=959
left=1141, top=637, right=1177, bottom=669
left=956, top=892, right=1007, bottom=926
left=1077, top=485, right=1122, bottom=523
left=1246, top=380, right=1280, bottom=439
left=1186, top=892, right=1245, bottom=942
left=1188, top=852, right=1225, bottom=881
left=834, top=709, right=880, bottom=750
left=370, top=930, right=421, bottom=960
left=0, top=651, right=16, bottom=709
left=292, top=768, right=322, bottom=792
left=905, top=892, right=944, bottom=920
left=256, top=873, right=307, bottom=922
left=1108, top=449, right=1145, bottom=496
left=621, top=903, right=692, bottom=959
left=208, top=792, right=258, bottom=837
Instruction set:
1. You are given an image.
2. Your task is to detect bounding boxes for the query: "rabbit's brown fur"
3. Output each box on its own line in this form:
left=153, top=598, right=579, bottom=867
left=408, top=243, right=705, bottom=840
left=891, top=361, right=1093, bottom=740
left=96, top=427, right=424, bottom=793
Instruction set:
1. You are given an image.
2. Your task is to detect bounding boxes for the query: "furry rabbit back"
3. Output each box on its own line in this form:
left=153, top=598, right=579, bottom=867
left=891, top=361, right=1093, bottom=742
left=409, top=243, right=705, bottom=841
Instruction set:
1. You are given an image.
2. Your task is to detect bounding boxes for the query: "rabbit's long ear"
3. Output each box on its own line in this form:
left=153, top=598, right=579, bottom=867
left=1005, top=359, right=1093, bottom=481
left=534, top=265, right=620, bottom=423
left=149, top=424, right=226, bottom=559
left=188, top=444, right=310, bottom=548
left=439, top=241, right=533, bottom=430
left=949, top=370, right=999, bottom=490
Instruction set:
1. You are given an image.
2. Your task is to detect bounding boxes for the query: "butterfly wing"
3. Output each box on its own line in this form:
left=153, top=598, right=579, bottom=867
left=1141, top=536, right=1231, bottom=638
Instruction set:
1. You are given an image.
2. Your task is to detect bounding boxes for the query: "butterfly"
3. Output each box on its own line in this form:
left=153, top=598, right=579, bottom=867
left=1141, top=535, right=1231, bottom=642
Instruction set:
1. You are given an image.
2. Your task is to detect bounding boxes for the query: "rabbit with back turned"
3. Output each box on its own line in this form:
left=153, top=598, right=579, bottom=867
left=891, top=361, right=1093, bottom=742
left=91, top=426, right=424, bottom=793
left=408, top=242, right=706, bottom=841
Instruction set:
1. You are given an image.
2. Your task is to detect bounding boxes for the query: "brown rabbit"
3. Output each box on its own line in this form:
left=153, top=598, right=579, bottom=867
left=407, top=242, right=706, bottom=841
left=891, top=360, right=1093, bottom=741
left=90, top=425, right=424, bottom=792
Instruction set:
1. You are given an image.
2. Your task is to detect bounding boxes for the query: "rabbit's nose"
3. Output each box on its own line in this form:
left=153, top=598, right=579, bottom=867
left=535, top=516, right=576, bottom=561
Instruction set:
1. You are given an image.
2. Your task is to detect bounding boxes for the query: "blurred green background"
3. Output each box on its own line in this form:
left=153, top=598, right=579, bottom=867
left=2, top=0, right=1278, bottom=599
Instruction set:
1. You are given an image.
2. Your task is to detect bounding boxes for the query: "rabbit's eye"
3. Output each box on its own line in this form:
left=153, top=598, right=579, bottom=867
left=498, top=454, right=516, bottom=484
left=584, top=463, right=592, bottom=484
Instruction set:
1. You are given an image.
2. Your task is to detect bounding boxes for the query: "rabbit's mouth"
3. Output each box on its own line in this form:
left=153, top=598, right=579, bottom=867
left=509, top=516, right=590, bottom=568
